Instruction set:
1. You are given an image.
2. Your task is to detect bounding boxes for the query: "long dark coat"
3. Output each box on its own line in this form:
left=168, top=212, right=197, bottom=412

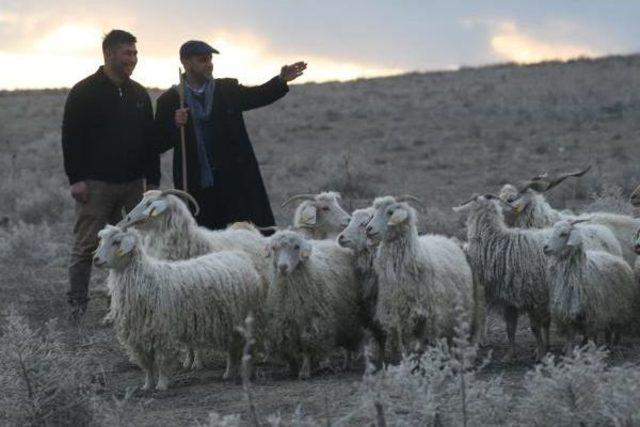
left=155, top=76, right=289, bottom=228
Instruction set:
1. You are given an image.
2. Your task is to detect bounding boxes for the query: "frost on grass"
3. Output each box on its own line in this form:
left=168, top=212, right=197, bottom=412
left=358, top=316, right=510, bottom=426
left=0, top=221, right=66, bottom=269
left=516, top=343, right=640, bottom=427
left=194, top=312, right=640, bottom=426
left=0, top=309, right=95, bottom=426
left=584, top=183, right=635, bottom=216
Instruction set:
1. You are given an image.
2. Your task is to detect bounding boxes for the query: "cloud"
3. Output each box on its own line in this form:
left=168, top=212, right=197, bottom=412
left=198, top=31, right=404, bottom=85
left=489, top=22, right=601, bottom=63
left=35, top=25, right=103, bottom=55
left=0, top=28, right=405, bottom=90
left=1, top=1, right=638, bottom=89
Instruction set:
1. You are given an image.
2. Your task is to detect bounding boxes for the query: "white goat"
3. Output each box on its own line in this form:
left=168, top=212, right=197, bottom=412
left=116, top=189, right=270, bottom=369
left=454, top=194, right=551, bottom=361
left=544, top=219, right=638, bottom=353
left=281, top=191, right=351, bottom=239
left=266, top=230, right=364, bottom=379
left=500, top=170, right=638, bottom=265
left=366, top=196, right=475, bottom=359
left=337, top=207, right=386, bottom=366
left=94, top=225, right=262, bottom=391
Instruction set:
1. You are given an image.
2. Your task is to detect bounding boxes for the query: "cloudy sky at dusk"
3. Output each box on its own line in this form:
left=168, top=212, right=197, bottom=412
left=1, top=0, right=638, bottom=89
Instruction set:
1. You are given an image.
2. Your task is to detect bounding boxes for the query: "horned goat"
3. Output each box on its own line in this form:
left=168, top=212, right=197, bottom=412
left=454, top=194, right=551, bottom=361
left=266, top=230, right=364, bottom=379
left=544, top=219, right=638, bottom=353
left=337, top=207, right=386, bottom=366
left=281, top=191, right=351, bottom=239
left=366, top=196, right=476, bottom=359
left=93, top=225, right=262, bottom=391
left=500, top=167, right=638, bottom=265
left=114, top=189, right=270, bottom=369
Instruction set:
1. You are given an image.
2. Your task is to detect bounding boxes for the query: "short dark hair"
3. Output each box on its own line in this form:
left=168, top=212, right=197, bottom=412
left=102, top=29, right=137, bottom=52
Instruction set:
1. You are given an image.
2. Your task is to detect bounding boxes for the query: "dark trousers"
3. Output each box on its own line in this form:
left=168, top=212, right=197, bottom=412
left=67, top=179, right=143, bottom=306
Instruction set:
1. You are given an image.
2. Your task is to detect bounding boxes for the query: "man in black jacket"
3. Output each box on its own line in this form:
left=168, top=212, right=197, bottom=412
left=61, top=29, right=160, bottom=321
left=155, top=40, right=306, bottom=230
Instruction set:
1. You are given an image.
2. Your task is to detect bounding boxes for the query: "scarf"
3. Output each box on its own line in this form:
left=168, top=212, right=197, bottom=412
left=184, top=78, right=216, bottom=188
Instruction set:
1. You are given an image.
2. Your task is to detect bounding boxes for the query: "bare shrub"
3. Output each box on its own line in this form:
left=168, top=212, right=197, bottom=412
left=0, top=221, right=60, bottom=268
left=319, top=151, right=378, bottom=200
left=358, top=315, right=510, bottom=426
left=16, top=185, right=69, bottom=225
left=0, top=309, right=95, bottom=425
left=91, top=388, right=149, bottom=427
left=514, top=343, right=640, bottom=426
left=584, top=183, right=635, bottom=215
left=600, top=363, right=640, bottom=426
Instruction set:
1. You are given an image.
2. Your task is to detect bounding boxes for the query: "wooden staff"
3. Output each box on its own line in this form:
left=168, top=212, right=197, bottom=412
left=177, top=67, right=188, bottom=192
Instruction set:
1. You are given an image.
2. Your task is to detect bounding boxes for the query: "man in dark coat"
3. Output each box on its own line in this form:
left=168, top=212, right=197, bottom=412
left=155, top=40, right=306, bottom=229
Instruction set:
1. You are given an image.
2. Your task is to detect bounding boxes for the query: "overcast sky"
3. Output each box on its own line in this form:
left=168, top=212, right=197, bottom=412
left=1, top=0, right=638, bottom=89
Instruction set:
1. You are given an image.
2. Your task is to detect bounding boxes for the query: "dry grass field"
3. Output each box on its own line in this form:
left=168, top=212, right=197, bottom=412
left=1, top=54, right=640, bottom=425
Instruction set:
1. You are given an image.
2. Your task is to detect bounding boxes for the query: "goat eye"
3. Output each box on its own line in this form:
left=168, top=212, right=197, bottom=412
left=112, top=240, right=121, bottom=246
left=294, top=244, right=300, bottom=250
left=321, top=206, right=330, bottom=211
left=387, top=211, right=393, bottom=216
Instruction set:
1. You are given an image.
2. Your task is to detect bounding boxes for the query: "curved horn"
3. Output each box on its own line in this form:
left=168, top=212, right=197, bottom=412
left=546, top=165, right=592, bottom=191
left=160, top=189, right=200, bottom=216
left=281, top=194, right=317, bottom=208
left=483, top=193, right=502, bottom=200
left=395, top=194, right=425, bottom=207
left=455, top=193, right=480, bottom=207
left=569, top=218, right=591, bottom=226
left=531, top=172, right=549, bottom=181
left=517, top=179, right=551, bottom=194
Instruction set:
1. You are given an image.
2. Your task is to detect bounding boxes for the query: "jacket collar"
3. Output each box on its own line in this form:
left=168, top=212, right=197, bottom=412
left=95, top=66, right=132, bottom=89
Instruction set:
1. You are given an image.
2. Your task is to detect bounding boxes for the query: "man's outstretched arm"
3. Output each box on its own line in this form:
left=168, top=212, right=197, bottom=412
left=234, top=61, right=307, bottom=111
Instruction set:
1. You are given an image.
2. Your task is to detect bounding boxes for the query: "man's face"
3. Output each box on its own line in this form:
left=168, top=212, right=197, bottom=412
left=182, top=54, right=213, bottom=81
left=104, top=43, right=138, bottom=78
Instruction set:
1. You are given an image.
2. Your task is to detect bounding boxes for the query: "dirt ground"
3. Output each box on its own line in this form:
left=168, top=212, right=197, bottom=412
left=2, top=54, right=640, bottom=425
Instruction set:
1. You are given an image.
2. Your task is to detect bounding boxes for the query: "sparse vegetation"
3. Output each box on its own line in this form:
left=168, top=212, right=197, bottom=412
left=1, top=55, right=640, bottom=424
left=0, top=310, right=95, bottom=426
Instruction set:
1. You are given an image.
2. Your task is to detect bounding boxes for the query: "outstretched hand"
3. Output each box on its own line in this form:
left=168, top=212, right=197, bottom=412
left=280, top=61, right=307, bottom=82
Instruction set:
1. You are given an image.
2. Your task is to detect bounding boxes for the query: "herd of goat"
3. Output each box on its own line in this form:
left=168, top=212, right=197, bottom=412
left=90, top=166, right=640, bottom=391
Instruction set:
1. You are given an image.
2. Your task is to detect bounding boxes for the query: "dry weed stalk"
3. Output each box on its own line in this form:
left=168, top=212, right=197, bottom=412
left=236, top=314, right=261, bottom=427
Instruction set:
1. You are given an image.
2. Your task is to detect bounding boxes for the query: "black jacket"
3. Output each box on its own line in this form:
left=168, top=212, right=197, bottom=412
left=155, top=76, right=289, bottom=227
left=61, top=67, right=160, bottom=185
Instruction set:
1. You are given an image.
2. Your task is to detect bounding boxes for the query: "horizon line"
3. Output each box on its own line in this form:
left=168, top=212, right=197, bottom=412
left=1, top=52, right=637, bottom=93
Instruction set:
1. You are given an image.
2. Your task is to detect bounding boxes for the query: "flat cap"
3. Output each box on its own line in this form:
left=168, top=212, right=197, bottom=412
left=179, top=40, right=219, bottom=58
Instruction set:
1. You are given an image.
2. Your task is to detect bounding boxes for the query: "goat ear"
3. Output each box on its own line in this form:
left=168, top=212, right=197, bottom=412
left=300, top=241, right=312, bottom=260
left=299, top=205, right=317, bottom=226
left=116, top=234, right=137, bottom=256
left=567, top=229, right=582, bottom=247
left=147, top=199, right=169, bottom=217
left=387, top=208, right=408, bottom=226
